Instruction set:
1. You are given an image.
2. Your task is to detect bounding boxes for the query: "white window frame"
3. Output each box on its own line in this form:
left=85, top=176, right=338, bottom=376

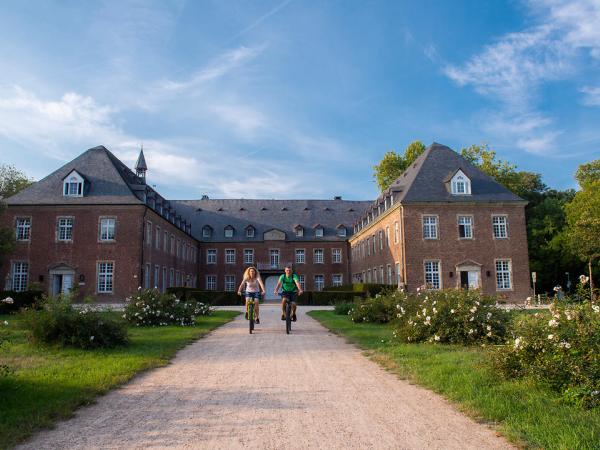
left=63, top=171, right=84, bottom=197
left=169, top=268, right=175, bottom=287
left=16, top=217, right=31, bottom=241
left=314, top=248, right=324, bottom=264
left=495, top=259, right=512, bottom=290
left=57, top=217, right=73, bottom=241
left=492, top=215, right=508, bottom=239
left=314, top=274, right=324, bottom=291
left=246, top=226, right=255, bottom=238
left=332, top=274, right=343, bottom=287
left=295, top=227, right=304, bottom=237
left=206, top=275, right=217, bottom=291
left=332, top=248, right=342, bottom=264
left=11, top=261, right=28, bottom=292
left=451, top=170, right=471, bottom=195
left=207, top=249, right=217, bottom=264
left=295, top=249, right=305, bottom=264
left=224, top=275, right=236, bottom=292
left=163, top=230, right=168, bottom=252
left=154, top=265, right=160, bottom=290
left=202, top=226, right=212, bottom=238
left=244, top=248, right=254, bottom=264
left=269, top=249, right=280, bottom=267
left=224, top=226, right=234, bottom=238
left=424, top=260, right=441, bottom=290
left=145, top=263, right=151, bottom=289
left=99, top=217, right=116, bottom=241
left=458, top=215, right=473, bottom=239
left=155, top=226, right=161, bottom=249
left=162, top=266, right=167, bottom=293
left=298, top=274, right=305, bottom=290
left=315, top=227, right=324, bottom=238
left=394, top=222, right=399, bottom=244
left=146, top=221, right=152, bottom=245
left=387, top=264, right=392, bottom=285
left=422, top=215, right=438, bottom=240
left=379, top=230, right=383, bottom=250
left=97, top=261, right=114, bottom=293
left=225, top=249, right=236, bottom=264
left=337, top=226, right=346, bottom=237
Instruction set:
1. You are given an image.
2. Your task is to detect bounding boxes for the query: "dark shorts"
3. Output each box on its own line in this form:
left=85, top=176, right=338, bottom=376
left=281, top=291, right=297, bottom=303
left=245, top=291, right=262, bottom=300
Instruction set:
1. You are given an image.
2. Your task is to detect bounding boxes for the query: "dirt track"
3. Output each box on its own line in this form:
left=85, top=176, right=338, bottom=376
left=18, top=305, right=513, bottom=449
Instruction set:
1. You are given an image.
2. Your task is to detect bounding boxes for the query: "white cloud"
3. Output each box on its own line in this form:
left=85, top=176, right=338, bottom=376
left=580, top=86, right=600, bottom=106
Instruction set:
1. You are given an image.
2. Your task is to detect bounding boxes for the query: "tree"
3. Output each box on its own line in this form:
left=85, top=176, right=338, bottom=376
left=0, top=164, right=33, bottom=199
left=373, top=140, right=426, bottom=191
left=564, top=159, right=600, bottom=300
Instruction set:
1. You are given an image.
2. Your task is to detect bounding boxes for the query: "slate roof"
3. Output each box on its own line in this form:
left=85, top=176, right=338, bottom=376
left=5, top=146, right=145, bottom=205
left=172, top=199, right=372, bottom=242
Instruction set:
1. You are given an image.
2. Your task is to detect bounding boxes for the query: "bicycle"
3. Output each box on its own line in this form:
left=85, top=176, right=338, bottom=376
left=246, top=297, right=257, bottom=334
left=281, top=293, right=293, bottom=334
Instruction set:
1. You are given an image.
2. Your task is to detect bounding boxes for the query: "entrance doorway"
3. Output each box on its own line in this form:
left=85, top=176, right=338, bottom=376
left=264, top=276, right=280, bottom=300
left=49, top=265, right=75, bottom=296
left=455, top=261, right=482, bottom=290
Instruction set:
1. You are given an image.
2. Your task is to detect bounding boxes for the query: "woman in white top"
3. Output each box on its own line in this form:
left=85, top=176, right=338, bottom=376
left=237, top=266, right=266, bottom=324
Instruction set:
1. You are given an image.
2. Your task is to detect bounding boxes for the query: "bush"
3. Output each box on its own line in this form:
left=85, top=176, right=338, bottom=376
left=300, top=291, right=365, bottom=305
left=349, top=292, right=402, bottom=323
left=490, top=301, right=600, bottom=408
left=167, top=288, right=243, bottom=306
left=0, top=290, right=43, bottom=314
left=22, top=296, right=128, bottom=349
left=334, top=302, right=355, bottom=315
left=0, top=320, right=11, bottom=377
left=393, top=289, right=510, bottom=345
left=325, top=283, right=392, bottom=296
left=124, top=288, right=212, bottom=326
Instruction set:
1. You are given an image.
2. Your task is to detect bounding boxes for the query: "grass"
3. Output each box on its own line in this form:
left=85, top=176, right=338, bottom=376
left=308, top=310, right=600, bottom=450
left=0, top=310, right=238, bottom=449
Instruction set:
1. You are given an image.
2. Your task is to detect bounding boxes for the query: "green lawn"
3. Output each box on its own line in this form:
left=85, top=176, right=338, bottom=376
left=308, top=310, right=600, bottom=450
left=0, top=311, right=238, bottom=449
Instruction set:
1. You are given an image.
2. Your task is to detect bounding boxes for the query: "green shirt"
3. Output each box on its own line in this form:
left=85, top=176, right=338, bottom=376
left=279, top=274, right=299, bottom=292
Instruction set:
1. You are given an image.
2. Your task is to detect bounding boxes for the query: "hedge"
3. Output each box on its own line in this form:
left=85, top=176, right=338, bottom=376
left=167, top=288, right=366, bottom=306
left=0, top=290, right=44, bottom=314
left=325, top=283, right=392, bottom=296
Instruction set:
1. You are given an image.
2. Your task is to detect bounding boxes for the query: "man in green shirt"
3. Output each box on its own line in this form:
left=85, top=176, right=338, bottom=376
left=274, top=265, right=303, bottom=321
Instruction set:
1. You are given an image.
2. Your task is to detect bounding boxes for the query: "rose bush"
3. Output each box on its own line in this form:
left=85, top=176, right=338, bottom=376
left=123, top=289, right=211, bottom=327
left=349, top=291, right=405, bottom=323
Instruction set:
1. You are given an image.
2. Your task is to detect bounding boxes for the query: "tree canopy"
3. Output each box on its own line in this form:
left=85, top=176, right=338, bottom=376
left=0, top=164, right=33, bottom=199
left=373, top=140, right=426, bottom=191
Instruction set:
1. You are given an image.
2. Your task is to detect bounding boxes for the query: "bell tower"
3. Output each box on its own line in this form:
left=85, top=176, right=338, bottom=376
left=135, top=145, right=148, bottom=183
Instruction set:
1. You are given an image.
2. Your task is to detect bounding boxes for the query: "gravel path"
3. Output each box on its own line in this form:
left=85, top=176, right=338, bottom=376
left=18, top=305, right=513, bottom=450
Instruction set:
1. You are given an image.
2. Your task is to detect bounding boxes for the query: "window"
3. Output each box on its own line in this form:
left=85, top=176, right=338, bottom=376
left=225, top=275, right=236, bottom=292
left=170, top=235, right=175, bottom=254
left=224, top=226, right=234, bottom=238
left=154, top=265, right=159, bottom=289
left=314, top=275, right=324, bottom=291
left=315, top=227, right=324, bottom=238
left=372, top=235, right=376, bottom=253
left=424, top=260, right=441, bottom=289
left=337, top=226, right=346, bottom=237
left=225, top=249, right=236, bottom=264
left=162, top=267, right=167, bottom=293
left=206, top=275, right=217, bottom=290
left=496, top=260, right=512, bottom=290
left=169, top=268, right=174, bottom=287
left=57, top=217, right=73, bottom=241
left=176, top=271, right=181, bottom=287
left=380, top=266, right=384, bottom=284
left=367, top=269, right=371, bottom=283
left=373, top=267, right=377, bottom=283
left=387, top=264, right=392, bottom=285
left=99, top=218, right=115, bottom=241
left=246, top=226, right=255, bottom=238
left=314, top=249, right=324, bottom=264
left=155, top=226, right=161, bottom=249
left=332, top=248, right=342, bottom=263
left=295, top=249, right=305, bottom=264
left=163, top=231, right=168, bottom=252
left=16, top=218, right=31, bottom=241
left=493, top=216, right=508, bottom=238
left=298, top=274, right=305, bottom=290
left=207, top=249, right=217, bottom=264
left=269, top=249, right=280, bottom=267
left=367, top=238, right=371, bottom=256
left=202, top=226, right=212, bottom=238
left=451, top=170, right=471, bottom=195
left=332, top=274, right=342, bottom=287
left=422, top=216, right=438, bottom=239
left=11, top=262, right=28, bottom=292
left=394, top=222, right=399, bottom=244
left=458, top=216, right=473, bottom=239
left=396, top=262, right=401, bottom=285
left=176, top=239, right=181, bottom=258
left=145, top=263, right=151, bottom=288
left=295, top=226, right=304, bottom=237
left=63, top=171, right=84, bottom=197
left=146, top=221, right=152, bottom=245
left=385, top=226, right=390, bottom=247
left=97, top=262, right=114, bottom=293
left=244, top=249, right=254, bottom=264
left=379, top=230, right=383, bottom=250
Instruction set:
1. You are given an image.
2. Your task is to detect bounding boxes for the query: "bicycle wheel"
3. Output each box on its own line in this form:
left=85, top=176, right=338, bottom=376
left=285, top=301, right=291, bottom=334
left=249, top=303, right=254, bottom=334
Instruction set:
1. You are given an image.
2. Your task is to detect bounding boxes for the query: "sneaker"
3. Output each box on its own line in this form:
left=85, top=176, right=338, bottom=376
left=245, top=312, right=248, bottom=320
left=281, top=314, right=286, bottom=321
left=292, top=314, right=297, bottom=322
left=255, top=318, right=260, bottom=324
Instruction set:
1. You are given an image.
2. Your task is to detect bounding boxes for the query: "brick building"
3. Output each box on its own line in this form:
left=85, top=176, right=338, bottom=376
left=349, top=143, right=531, bottom=302
left=0, top=142, right=531, bottom=302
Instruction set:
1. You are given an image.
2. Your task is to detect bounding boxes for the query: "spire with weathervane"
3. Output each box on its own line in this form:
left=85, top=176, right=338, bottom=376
left=135, top=145, right=148, bottom=183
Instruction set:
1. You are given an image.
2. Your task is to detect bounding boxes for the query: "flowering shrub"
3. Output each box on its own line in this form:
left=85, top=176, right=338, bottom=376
left=333, top=302, right=355, bottom=316
left=123, top=289, right=212, bottom=327
left=393, top=289, right=510, bottom=345
left=21, top=295, right=128, bottom=349
left=490, top=301, right=600, bottom=408
left=349, top=292, right=405, bottom=323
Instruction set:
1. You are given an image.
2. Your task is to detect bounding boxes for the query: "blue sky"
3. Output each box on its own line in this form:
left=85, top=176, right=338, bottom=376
left=1, top=0, right=599, bottom=200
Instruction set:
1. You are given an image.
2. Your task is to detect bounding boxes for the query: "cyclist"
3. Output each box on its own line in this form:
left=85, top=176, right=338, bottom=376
left=237, top=266, right=266, bottom=324
left=273, top=265, right=303, bottom=322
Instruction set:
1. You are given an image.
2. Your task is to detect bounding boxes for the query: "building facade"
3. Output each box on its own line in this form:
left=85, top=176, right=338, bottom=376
left=0, top=143, right=531, bottom=302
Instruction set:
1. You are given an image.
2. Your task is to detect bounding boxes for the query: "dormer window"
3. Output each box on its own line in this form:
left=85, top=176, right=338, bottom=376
left=294, top=226, right=304, bottom=237
left=451, top=170, right=471, bottom=195
left=245, top=226, right=255, bottom=238
left=62, top=170, right=84, bottom=197
left=315, top=226, right=324, bottom=238
left=224, top=225, right=234, bottom=238
left=202, top=226, right=213, bottom=238
left=337, top=225, right=347, bottom=237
